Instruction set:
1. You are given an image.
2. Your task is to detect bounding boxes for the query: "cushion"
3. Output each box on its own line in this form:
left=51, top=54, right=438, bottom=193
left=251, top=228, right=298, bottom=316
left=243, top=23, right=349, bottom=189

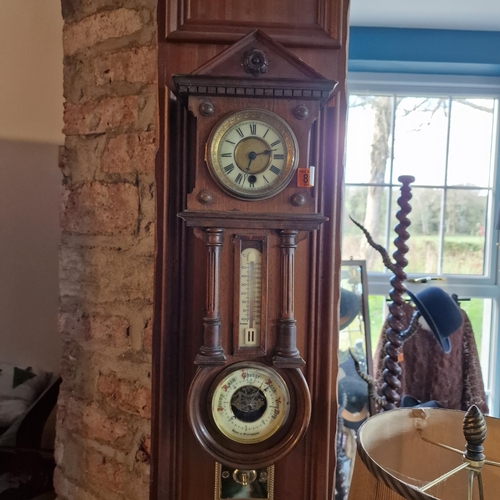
left=0, top=364, right=52, bottom=428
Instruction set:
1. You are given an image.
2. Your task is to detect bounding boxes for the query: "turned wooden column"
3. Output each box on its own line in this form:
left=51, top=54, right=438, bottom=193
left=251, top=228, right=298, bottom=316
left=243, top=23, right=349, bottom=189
left=274, top=229, right=305, bottom=368
left=195, top=227, right=227, bottom=365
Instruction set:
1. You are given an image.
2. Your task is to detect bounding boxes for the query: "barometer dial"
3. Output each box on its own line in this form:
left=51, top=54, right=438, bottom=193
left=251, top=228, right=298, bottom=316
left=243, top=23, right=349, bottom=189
left=210, top=363, right=291, bottom=444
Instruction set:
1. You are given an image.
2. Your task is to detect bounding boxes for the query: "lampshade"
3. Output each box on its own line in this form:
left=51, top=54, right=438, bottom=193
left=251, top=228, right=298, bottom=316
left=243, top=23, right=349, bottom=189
left=349, top=408, right=500, bottom=500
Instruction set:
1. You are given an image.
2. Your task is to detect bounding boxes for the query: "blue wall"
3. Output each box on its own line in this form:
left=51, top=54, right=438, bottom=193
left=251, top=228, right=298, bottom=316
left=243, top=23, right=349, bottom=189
left=349, top=27, right=500, bottom=76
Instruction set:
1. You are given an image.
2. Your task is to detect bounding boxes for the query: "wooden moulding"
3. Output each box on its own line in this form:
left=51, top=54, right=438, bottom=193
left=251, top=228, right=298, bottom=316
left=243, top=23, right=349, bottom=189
left=165, top=0, right=344, bottom=48
left=178, top=211, right=328, bottom=230
left=174, top=75, right=337, bottom=109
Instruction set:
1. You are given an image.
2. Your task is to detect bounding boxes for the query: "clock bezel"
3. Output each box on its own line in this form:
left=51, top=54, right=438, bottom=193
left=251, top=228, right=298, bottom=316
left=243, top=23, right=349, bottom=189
left=187, top=362, right=311, bottom=470
left=206, top=109, right=300, bottom=201
left=209, top=362, right=291, bottom=444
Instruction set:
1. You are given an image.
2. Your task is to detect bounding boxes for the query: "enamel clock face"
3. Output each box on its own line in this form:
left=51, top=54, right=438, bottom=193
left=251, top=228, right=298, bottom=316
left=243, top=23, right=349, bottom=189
left=206, top=109, right=299, bottom=200
left=210, top=362, right=291, bottom=444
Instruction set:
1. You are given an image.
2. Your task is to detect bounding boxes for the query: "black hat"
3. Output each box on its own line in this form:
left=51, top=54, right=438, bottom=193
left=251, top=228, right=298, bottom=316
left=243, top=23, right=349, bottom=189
left=406, top=287, right=463, bottom=354
left=401, top=394, right=444, bottom=409
left=339, top=288, right=360, bottom=331
left=338, top=375, right=369, bottom=430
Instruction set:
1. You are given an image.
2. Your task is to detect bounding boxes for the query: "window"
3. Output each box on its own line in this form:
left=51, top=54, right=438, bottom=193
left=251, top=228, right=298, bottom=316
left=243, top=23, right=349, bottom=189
left=342, top=73, right=500, bottom=416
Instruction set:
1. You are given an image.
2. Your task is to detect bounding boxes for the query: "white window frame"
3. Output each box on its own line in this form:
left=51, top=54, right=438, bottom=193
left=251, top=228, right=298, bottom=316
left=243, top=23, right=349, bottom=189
left=346, top=72, right=500, bottom=416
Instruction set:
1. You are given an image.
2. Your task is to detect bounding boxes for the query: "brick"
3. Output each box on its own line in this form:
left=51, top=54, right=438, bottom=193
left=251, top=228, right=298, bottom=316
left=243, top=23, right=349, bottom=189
left=57, top=1, right=157, bottom=498
left=59, top=309, right=88, bottom=340
left=101, top=131, right=155, bottom=175
left=125, top=477, right=150, bottom=500
left=63, top=96, right=139, bottom=136
left=88, top=314, right=131, bottom=347
left=57, top=396, right=83, bottom=435
left=59, top=244, right=154, bottom=303
left=63, top=9, right=143, bottom=56
left=135, top=434, right=151, bottom=463
left=86, top=449, right=126, bottom=494
left=60, top=136, right=107, bottom=183
left=142, top=319, right=152, bottom=353
left=139, top=178, right=155, bottom=238
left=100, top=135, right=129, bottom=174
left=54, top=434, right=86, bottom=484
left=58, top=342, right=104, bottom=402
left=82, top=403, right=130, bottom=443
left=94, top=46, right=156, bottom=85
left=61, top=182, right=139, bottom=235
left=60, top=311, right=130, bottom=346
left=54, top=467, right=100, bottom=500
left=98, top=372, right=151, bottom=417
left=59, top=245, right=85, bottom=298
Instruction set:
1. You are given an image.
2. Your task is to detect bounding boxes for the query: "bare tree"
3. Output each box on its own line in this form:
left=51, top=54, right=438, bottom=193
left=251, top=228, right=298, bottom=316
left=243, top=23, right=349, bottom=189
left=348, top=95, right=493, bottom=271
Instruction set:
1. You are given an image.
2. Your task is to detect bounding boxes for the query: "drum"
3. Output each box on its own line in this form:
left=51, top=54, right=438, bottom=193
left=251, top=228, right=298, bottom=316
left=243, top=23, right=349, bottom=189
left=348, top=408, right=500, bottom=499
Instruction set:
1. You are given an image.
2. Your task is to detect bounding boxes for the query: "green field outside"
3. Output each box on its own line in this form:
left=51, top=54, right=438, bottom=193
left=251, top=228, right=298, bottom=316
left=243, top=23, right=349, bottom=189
left=343, top=234, right=485, bottom=276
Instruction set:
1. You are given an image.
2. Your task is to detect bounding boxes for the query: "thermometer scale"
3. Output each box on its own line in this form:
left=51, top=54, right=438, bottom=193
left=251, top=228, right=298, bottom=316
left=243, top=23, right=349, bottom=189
left=239, top=246, right=263, bottom=347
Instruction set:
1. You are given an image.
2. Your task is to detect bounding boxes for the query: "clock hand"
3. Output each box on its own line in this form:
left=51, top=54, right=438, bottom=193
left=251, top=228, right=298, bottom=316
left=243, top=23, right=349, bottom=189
left=246, top=157, right=253, bottom=173
left=245, top=151, right=257, bottom=174
left=254, top=149, right=276, bottom=156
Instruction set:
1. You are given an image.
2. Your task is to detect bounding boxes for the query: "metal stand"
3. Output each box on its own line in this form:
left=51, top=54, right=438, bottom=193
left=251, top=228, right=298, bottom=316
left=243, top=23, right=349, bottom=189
left=417, top=404, right=499, bottom=499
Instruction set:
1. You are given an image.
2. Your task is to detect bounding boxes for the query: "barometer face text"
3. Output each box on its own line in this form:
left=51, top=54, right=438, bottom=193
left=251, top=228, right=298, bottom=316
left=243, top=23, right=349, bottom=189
left=211, top=364, right=290, bottom=444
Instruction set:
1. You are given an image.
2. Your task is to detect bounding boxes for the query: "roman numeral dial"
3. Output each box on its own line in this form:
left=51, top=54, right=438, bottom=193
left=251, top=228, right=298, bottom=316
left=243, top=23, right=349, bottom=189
left=206, top=110, right=299, bottom=200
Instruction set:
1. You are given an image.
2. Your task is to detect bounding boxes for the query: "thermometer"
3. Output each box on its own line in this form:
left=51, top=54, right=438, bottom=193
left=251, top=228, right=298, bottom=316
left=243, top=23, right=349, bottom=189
left=239, top=247, right=262, bottom=346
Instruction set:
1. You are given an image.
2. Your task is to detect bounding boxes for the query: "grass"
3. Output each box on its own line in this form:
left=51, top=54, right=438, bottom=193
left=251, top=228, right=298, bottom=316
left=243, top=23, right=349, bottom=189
left=343, top=233, right=485, bottom=275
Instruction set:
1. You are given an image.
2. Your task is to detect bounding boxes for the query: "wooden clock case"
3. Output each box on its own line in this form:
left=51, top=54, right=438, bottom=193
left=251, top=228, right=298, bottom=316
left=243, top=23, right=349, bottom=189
left=153, top=7, right=348, bottom=497
left=172, top=30, right=337, bottom=471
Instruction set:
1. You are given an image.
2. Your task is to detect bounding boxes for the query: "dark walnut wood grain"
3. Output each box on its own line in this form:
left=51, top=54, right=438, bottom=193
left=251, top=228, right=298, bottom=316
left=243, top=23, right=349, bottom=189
left=165, top=0, right=344, bottom=48
left=195, top=227, right=227, bottom=365
left=153, top=4, right=348, bottom=498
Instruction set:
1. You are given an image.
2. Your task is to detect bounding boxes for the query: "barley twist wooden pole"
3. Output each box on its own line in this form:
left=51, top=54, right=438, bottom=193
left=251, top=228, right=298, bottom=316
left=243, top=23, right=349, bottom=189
left=381, top=175, right=415, bottom=409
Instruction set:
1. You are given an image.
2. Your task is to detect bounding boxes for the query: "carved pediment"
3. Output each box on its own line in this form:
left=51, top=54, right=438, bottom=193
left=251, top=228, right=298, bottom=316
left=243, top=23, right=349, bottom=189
left=173, top=29, right=337, bottom=106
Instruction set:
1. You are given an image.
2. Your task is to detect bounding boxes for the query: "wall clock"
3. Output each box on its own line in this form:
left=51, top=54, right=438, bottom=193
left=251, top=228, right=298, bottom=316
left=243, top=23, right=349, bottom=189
left=165, top=29, right=340, bottom=498
left=206, top=109, right=299, bottom=200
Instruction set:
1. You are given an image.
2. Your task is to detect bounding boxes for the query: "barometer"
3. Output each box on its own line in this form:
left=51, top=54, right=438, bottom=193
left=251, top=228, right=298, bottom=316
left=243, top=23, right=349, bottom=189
left=210, top=362, right=291, bottom=444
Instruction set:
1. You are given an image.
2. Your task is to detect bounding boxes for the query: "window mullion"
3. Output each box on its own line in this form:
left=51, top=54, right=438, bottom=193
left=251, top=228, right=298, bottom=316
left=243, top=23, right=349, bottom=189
left=385, top=94, right=398, bottom=264
left=438, top=96, right=453, bottom=275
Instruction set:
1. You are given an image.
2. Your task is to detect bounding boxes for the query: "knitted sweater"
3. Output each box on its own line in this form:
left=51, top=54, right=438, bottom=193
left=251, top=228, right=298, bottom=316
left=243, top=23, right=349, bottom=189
left=374, top=303, right=489, bottom=413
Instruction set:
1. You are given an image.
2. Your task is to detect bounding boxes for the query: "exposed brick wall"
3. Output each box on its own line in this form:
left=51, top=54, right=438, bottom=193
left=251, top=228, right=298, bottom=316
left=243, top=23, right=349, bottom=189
left=56, top=1, right=157, bottom=498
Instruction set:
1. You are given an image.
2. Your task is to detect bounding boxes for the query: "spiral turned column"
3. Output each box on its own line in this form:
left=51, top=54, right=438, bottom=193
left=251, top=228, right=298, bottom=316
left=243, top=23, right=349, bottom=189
left=381, top=175, right=415, bottom=409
